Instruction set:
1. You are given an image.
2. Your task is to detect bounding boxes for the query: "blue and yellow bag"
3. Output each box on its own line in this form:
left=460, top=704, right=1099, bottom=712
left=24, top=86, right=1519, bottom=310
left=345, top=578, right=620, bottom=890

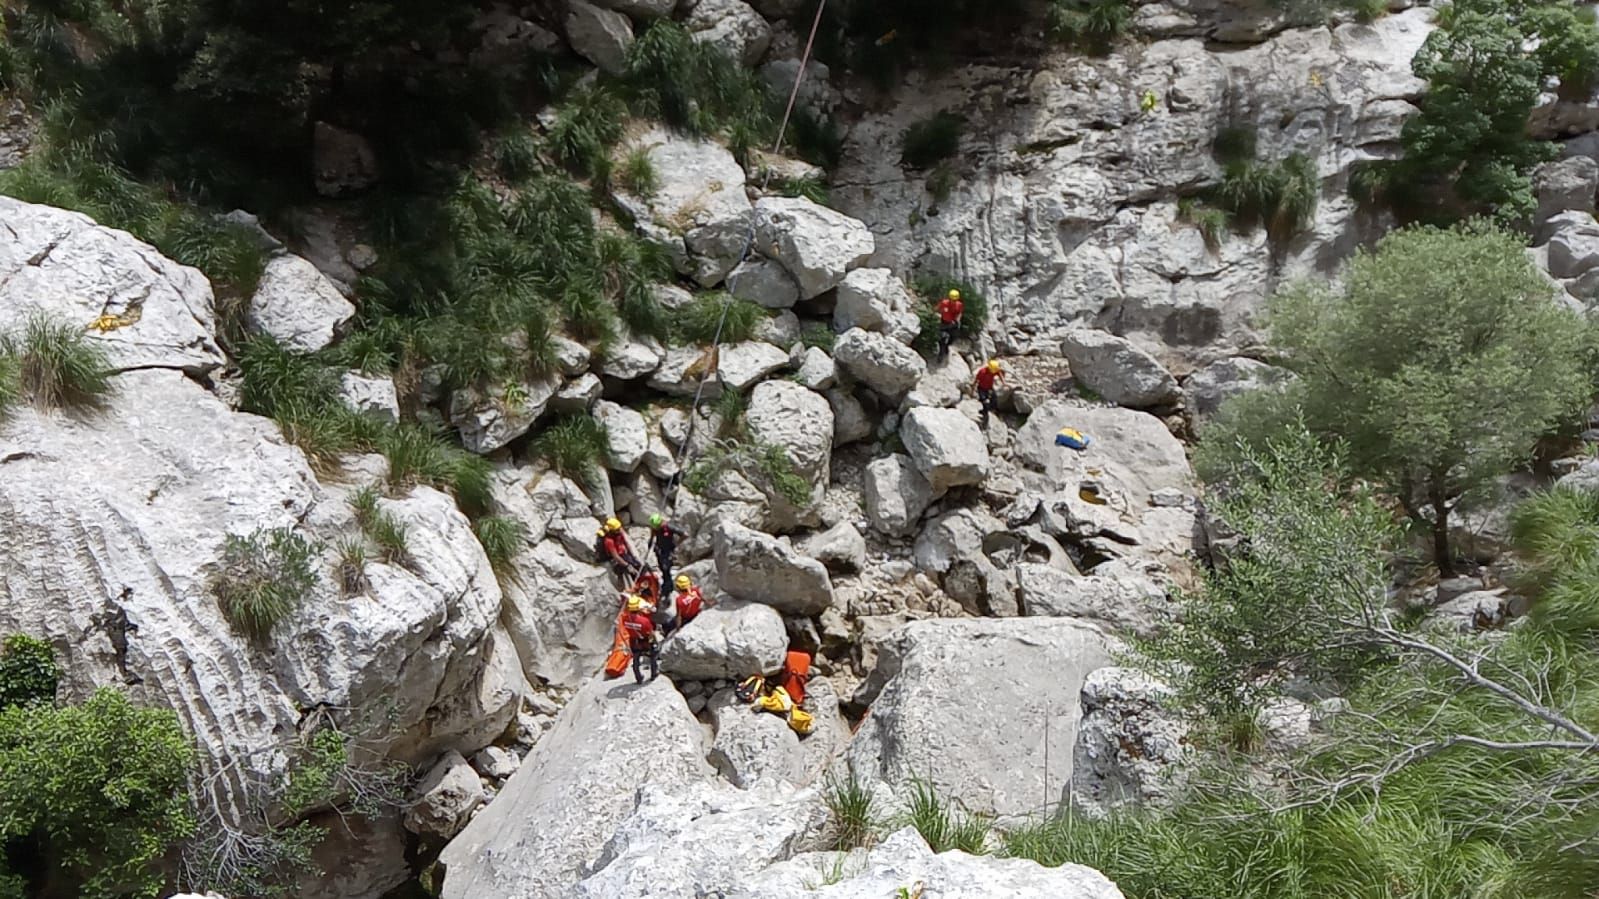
left=1055, top=427, right=1090, bottom=450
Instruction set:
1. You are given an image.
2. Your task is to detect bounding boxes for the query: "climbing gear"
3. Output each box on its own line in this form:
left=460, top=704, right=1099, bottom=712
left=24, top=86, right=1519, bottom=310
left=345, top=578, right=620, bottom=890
left=87, top=307, right=142, bottom=332
left=986, top=359, right=1001, bottom=373
left=947, top=288, right=961, bottom=301
left=737, top=673, right=814, bottom=735
left=1055, top=427, right=1091, bottom=450
left=605, top=517, right=622, bottom=533
left=675, top=574, right=692, bottom=590
left=649, top=513, right=663, bottom=528
left=626, top=595, right=644, bottom=613
left=604, top=603, right=633, bottom=679
left=780, top=650, right=811, bottom=705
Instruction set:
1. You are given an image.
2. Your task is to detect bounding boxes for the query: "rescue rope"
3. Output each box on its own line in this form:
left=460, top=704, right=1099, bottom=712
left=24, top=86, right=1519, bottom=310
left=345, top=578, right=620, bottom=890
left=668, top=0, right=831, bottom=488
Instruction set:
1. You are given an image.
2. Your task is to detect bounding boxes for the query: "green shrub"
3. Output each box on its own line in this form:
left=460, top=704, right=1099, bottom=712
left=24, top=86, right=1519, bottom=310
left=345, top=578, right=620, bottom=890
left=0, top=313, right=113, bottom=409
left=211, top=527, right=319, bottom=641
left=823, top=771, right=879, bottom=850
left=618, top=147, right=659, bottom=199
left=754, top=443, right=814, bottom=506
left=378, top=423, right=491, bottom=514
left=0, top=634, right=59, bottom=710
left=800, top=322, right=837, bottom=353
left=493, top=129, right=541, bottom=183
left=902, top=778, right=991, bottom=855
left=1046, top=0, right=1133, bottom=52
left=774, top=175, right=831, bottom=205
left=1351, top=0, right=1388, bottom=22
left=1211, top=150, right=1319, bottom=246
left=548, top=86, right=628, bottom=181
left=238, top=336, right=343, bottom=418
left=333, top=537, right=370, bottom=596
left=672, top=293, right=765, bottom=344
left=531, top=414, right=609, bottom=482
left=900, top=112, right=963, bottom=169
left=0, top=688, right=195, bottom=899
left=623, top=21, right=772, bottom=140
left=351, top=486, right=411, bottom=567
left=1176, top=196, right=1229, bottom=248
left=472, top=515, right=527, bottom=574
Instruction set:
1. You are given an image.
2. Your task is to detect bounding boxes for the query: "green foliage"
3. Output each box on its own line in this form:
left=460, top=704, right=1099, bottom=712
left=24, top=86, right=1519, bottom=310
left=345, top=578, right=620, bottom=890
left=800, top=322, right=837, bottom=353
left=910, top=276, right=989, bottom=357
left=902, top=778, right=991, bottom=855
left=618, top=146, right=659, bottom=199
left=672, top=293, right=765, bottom=344
left=350, top=486, right=411, bottom=567
left=900, top=112, right=963, bottom=169
left=378, top=424, right=491, bottom=515
left=1176, top=197, right=1229, bottom=249
left=0, top=352, right=19, bottom=421
left=754, top=442, right=814, bottom=506
left=823, top=772, right=879, bottom=851
left=547, top=86, right=627, bottom=181
left=1511, top=486, right=1599, bottom=639
left=0, top=635, right=59, bottom=710
left=1206, top=221, right=1593, bottom=571
left=0, top=688, right=195, bottom=899
left=472, top=515, right=527, bottom=574
left=684, top=438, right=812, bottom=507
left=1351, top=0, right=1388, bottom=22
left=493, top=129, right=541, bottom=184
left=1380, top=0, right=1599, bottom=223
left=333, top=537, right=370, bottom=596
left=773, top=175, right=831, bottom=205
left=1209, top=145, right=1319, bottom=246
left=237, top=336, right=381, bottom=468
left=623, top=21, right=771, bottom=141
left=1152, top=425, right=1396, bottom=717
left=0, top=313, right=113, bottom=410
left=212, top=527, right=319, bottom=641
left=1046, top=0, right=1133, bottom=52
left=530, top=414, right=610, bottom=483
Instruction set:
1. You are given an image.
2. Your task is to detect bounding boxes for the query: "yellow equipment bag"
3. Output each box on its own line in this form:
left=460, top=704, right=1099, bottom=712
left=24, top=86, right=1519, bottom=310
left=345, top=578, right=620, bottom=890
left=787, top=707, right=814, bottom=735
left=756, top=688, right=792, bottom=714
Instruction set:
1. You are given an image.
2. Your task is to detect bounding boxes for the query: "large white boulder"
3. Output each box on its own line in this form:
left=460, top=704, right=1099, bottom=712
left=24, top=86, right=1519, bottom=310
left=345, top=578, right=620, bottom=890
left=449, top=374, right=560, bottom=454
left=753, top=197, right=874, bottom=299
left=1061, top=328, right=1181, bottom=408
left=861, top=454, right=934, bottom=537
left=1015, top=562, right=1172, bottom=638
left=0, top=197, right=223, bottom=373
left=846, top=617, right=1112, bottom=819
left=500, top=540, right=618, bottom=690
left=439, top=677, right=713, bottom=899
left=900, top=406, right=990, bottom=493
left=727, top=256, right=801, bottom=309
left=1536, top=155, right=1599, bottom=226
left=833, top=267, right=921, bottom=345
left=714, top=522, right=834, bottom=615
left=1545, top=210, right=1599, bottom=279
left=339, top=371, right=401, bottom=424
left=600, top=333, right=665, bottom=380
left=594, top=400, right=649, bottom=472
left=247, top=253, right=357, bottom=353
left=403, top=750, right=486, bottom=839
left=686, top=0, right=772, bottom=67
left=0, top=369, right=516, bottom=817
left=612, top=126, right=753, bottom=286
left=740, top=827, right=1126, bottom=899
left=565, top=0, right=634, bottom=74
left=660, top=599, right=788, bottom=680
left=745, top=379, right=834, bottom=497
left=833, top=328, right=926, bottom=397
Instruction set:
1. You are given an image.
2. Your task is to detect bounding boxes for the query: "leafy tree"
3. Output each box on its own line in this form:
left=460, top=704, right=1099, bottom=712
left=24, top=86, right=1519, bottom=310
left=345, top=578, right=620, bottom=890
left=0, top=688, right=195, bottom=899
left=0, top=634, right=59, bottom=709
left=1202, top=221, right=1592, bottom=573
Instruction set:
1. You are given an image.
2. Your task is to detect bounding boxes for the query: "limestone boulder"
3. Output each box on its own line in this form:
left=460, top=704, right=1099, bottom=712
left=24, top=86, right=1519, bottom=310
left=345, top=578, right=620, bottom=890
left=833, top=328, right=926, bottom=398
left=660, top=599, right=788, bottom=680
left=754, top=197, right=874, bottom=299
left=707, top=691, right=809, bottom=788
left=553, top=373, right=603, bottom=412
left=741, top=828, right=1125, bottom=899
left=686, top=0, right=773, bottom=67
left=861, top=454, right=934, bottom=537
left=1183, top=356, right=1292, bottom=422
left=449, top=374, right=560, bottom=454
left=913, top=508, right=1019, bottom=617
left=846, top=618, right=1111, bottom=819
left=439, top=677, right=712, bottom=899
left=1062, top=328, right=1181, bottom=409
left=0, top=197, right=224, bottom=373
left=745, top=379, right=834, bottom=497
left=727, top=256, right=801, bottom=309
left=612, top=126, right=753, bottom=286
left=798, top=522, right=866, bottom=572
left=900, top=406, right=991, bottom=493
left=500, top=541, right=619, bottom=690
left=594, top=400, right=649, bottom=472
left=1545, top=210, right=1599, bottom=280
left=247, top=254, right=356, bottom=352
left=1536, top=155, right=1599, bottom=227
left=339, top=372, right=400, bottom=424
left=403, top=750, right=486, bottom=839
left=715, top=522, right=834, bottom=615
left=719, top=340, right=795, bottom=389
left=1072, top=667, right=1192, bottom=816
left=833, top=267, right=921, bottom=345
left=600, top=333, right=665, bottom=380
left=826, top=388, right=874, bottom=446
left=795, top=346, right=836, bottom=390
left=1015, top=562, right=1172, bottom=638
left=565, top=0, right=634, bottom=74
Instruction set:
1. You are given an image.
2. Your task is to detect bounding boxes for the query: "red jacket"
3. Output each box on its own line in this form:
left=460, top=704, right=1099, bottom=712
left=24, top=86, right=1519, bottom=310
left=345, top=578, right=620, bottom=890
left=675, top=587, right=705, bottom=624
left=632, top=571, right=660, bottom=604
left=603, top=532, right=633, bottom=562
left=974, top=367, right=1003, bottom=392
left=937, top=297, right=964, bottom=325
left=622, top=611, right=655, bottom=648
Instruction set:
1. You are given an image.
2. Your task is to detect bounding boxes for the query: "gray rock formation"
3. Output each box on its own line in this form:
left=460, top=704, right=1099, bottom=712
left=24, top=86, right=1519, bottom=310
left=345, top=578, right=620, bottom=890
left=1183, top=355, right=1291, bottom=422
left=715, top=522, right=834, bottom=614
left=862, top=453, right=934, bottom=537
left=247, top=254, right=356, bottom=352
left=745, top=379, right=834, bottom=501
left=404, top=750, right=486, bottom=839
left=1015, top=562, right=1172, bottom=638
left=439, top=677, right=712, bottom=899
left=612, top=126, right=752, bottom=285
left=339, top=372, right=400, bottom=424
left=312, top=122, right=379, bottom=197
left=846, top=617, right=1112, bottom=819
left=565, top=0, right=634, bottom=74
left=833, top=328, right=927, bottom=397
left=754, top=197, right=874, bottom=298
left=795, top=346, right=836, bottom=389
left=798, top=521, right=866, bottom=572
left=727, top=256, right=801, bottom=308
left=595, top=400, right=650, bottom=472
left=660, top=599, right=787, bottom=679
left=0, top=198, right=224, bottom=374
left=833, top=267, right=921, bottom=345
left=1061, top=328, right=1181, bottom=408
left=1072, top=667, right=1192, bottom=815
left=449, top=374, right=560, bottom=454
left=686, top=0, right=772, bottom=67
left=900, top=406, right=991, bottom=493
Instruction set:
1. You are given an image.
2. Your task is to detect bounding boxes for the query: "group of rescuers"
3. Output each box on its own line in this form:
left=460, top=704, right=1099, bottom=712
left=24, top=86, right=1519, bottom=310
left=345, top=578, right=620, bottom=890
left=595, top=287, right=1007, bottom=686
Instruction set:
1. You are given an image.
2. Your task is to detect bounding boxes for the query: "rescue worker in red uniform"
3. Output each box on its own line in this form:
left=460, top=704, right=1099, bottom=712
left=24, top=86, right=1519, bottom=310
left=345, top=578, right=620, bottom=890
left=974, top=359, right=1004, bottom=429
left=673, top=574, right=707, bottom=631
left=936, top=288, right=964, bottom=361
left=621, top=595, right=659, bottom=683
left=600, top=517, right=641, bottom=580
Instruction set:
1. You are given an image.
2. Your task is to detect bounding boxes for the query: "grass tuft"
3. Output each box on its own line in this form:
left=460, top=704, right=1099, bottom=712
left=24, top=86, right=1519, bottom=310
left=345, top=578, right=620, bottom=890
left=903, top=778, right=992, bottom=855
left=618, top=147, right=659, bottom=199
left=1, top=313, right=113, bottom=410
left=212, top=528, right=319, bottom=642
left=823, top=771, right=879, bottom=851
left=900, top=112, right=963, bottom=170
left=472, top=515, right=526, bottom=575
left=334, top=538, right=369, bottom=596
left=672, top=293, right=765, bottom=345
left=530, top=414, right=609, bottom=482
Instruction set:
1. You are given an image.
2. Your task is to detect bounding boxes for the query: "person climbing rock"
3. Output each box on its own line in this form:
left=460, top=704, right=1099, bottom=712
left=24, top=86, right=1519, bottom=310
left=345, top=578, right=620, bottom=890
left=621, top=595, right=659, bottom=683
left=973, top=359, right=1005, bottom=428
left=673, top=574, right=707, bottom=630
left=647, top=514, right=681, bottom=588
left=936, top=288, right=964, bottom=361
left=601, top=517, right=641, bottom=580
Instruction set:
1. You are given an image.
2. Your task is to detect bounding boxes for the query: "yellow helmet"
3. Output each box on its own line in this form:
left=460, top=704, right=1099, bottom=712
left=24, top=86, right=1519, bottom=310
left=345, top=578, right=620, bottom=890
left=626, top=595, right=644, bottom=612
left=947, top=288, right=961, bottom=301
left=986, top=359, right=1001, bottom=373
left=675, top=575, right=692, bottom=590
left=604, top=517, right=622, bottom=533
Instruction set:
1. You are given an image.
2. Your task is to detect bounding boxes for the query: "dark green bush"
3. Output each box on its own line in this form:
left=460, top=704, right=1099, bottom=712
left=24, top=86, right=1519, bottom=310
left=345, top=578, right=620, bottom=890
left=672, top=293, right=765, bottom=345
left=0, top=634, right=58, bottom=710
left=378, top=423, right=491, bottom=514
left=212, top=527, right=319, bottom=641
left=1046, top=0, right=1133, bottom=52
left=0, top=313, right=113, bottom=410
left=900, top=112, right=963, bottom=169
left=1212, top=151, right=1319, bottom=245
left=530, top=414, right=609, bottom=482
left=472, top=515, right=527, bottom=574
